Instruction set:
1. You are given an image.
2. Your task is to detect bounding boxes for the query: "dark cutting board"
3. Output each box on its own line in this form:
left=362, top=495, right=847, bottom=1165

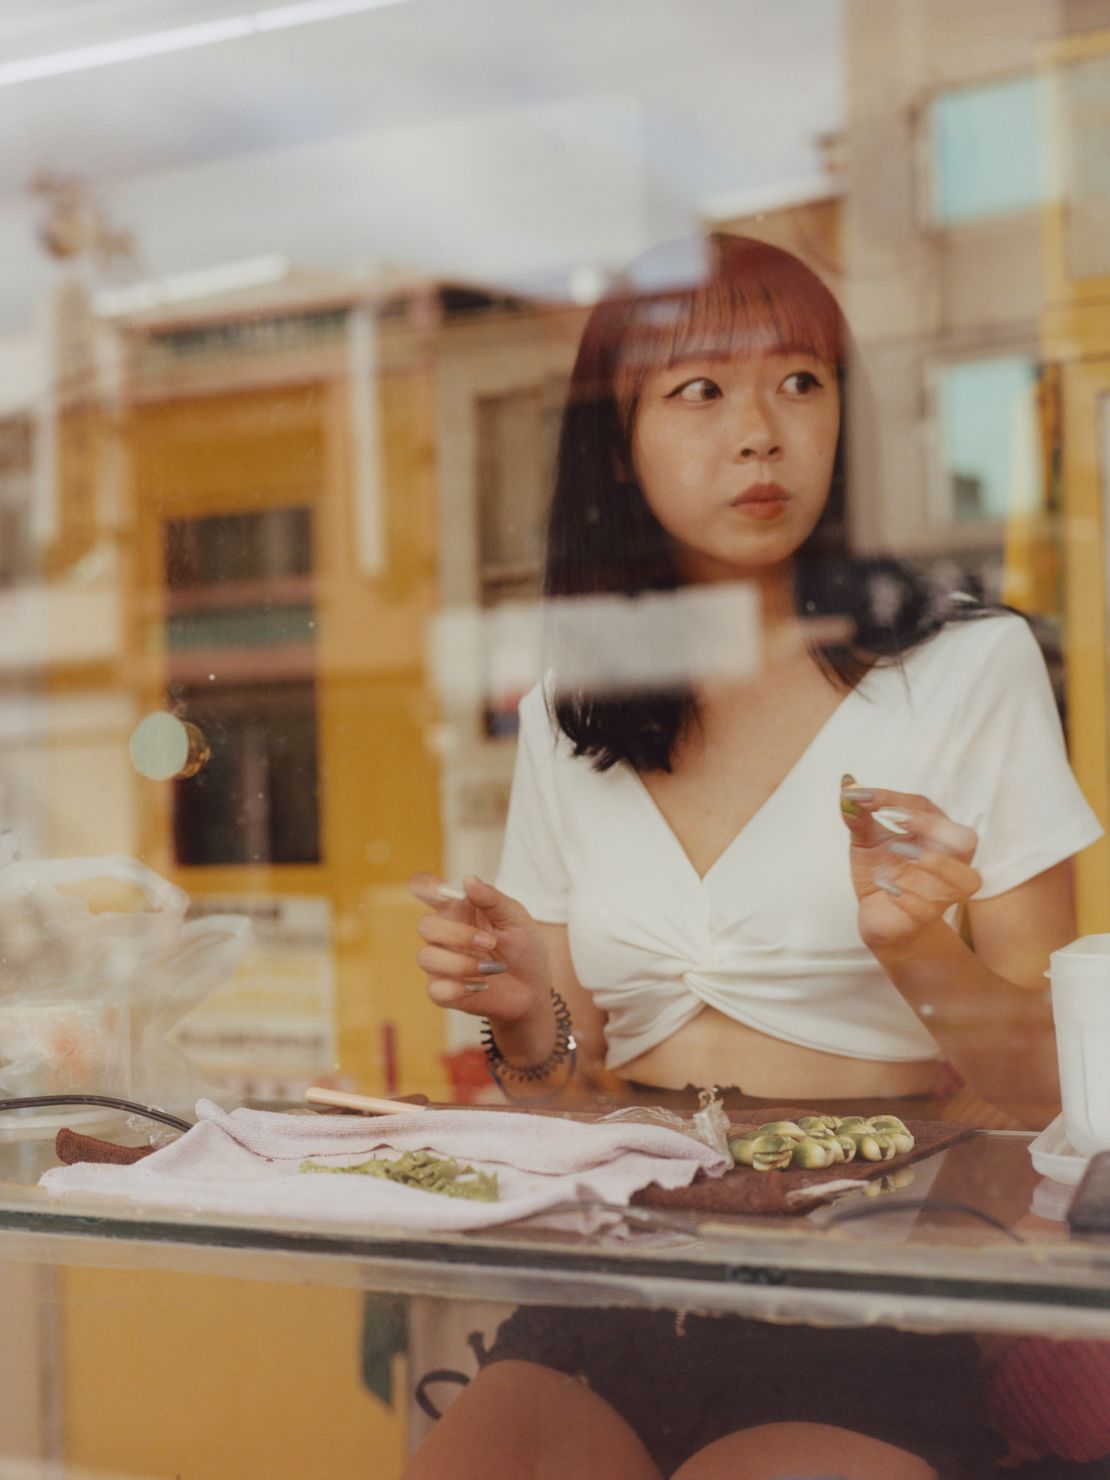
left=631, top=1106, right=975, bottom=1217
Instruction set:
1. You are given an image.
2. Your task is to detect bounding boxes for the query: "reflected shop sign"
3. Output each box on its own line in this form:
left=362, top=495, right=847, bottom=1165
left=174, top=895, right=337, bottom=1100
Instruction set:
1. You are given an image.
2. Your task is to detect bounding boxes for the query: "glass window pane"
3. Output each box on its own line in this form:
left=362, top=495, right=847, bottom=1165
left=1059, top=50, right=1110, bottom=279
left=936, top=355, right=1041, bottom=523
left=931, top=75, right=1048, bottom=223
left=476, top=387, right=547, bottom=578
left=4, top=13, right=1110, bottom=1476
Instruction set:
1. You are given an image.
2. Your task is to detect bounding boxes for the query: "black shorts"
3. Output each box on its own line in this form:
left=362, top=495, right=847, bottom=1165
left=481, top=1304, right=1003, bottom=1478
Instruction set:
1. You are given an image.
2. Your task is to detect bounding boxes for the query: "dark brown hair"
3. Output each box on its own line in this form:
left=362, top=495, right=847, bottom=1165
left=545, top=234, right=986, bottom=772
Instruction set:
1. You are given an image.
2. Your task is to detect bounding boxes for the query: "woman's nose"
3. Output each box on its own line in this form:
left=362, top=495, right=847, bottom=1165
left=734, top=403, right=780, bottom=460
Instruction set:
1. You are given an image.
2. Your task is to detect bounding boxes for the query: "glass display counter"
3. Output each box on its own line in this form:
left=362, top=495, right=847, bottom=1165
left=1, top=1123, right=1108, bottom=1478
left=0, top=1129, right=1108, bottom=1337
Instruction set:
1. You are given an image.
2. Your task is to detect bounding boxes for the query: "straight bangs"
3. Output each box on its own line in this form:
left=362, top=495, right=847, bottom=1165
left=613, top=248, right=845, bottom=427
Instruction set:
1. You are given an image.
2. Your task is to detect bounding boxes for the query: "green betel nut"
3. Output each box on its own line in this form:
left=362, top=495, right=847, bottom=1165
left=870, top=1115, right=910, bottom=1136
left=792, top=1137, right=833, bottom=1169
left=750, top=1134, right=793, bottom=1171
left=756, top=1121, right=806, bottom=1141
left=728, top=1109, right=914, bottom=1172
left=797, top=1117, right=835, bottom=1138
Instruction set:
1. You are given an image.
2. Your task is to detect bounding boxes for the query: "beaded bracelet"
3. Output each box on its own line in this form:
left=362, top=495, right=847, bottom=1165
left=481, top=989, right=577, bottom=1102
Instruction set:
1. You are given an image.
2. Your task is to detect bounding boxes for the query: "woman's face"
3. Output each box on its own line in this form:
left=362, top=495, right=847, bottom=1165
left=629, top=347, right=840, bottom=584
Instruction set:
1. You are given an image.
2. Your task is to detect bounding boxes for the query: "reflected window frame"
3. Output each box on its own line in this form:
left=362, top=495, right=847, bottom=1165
left=1042, top=28, right=1110, bottom=301
left=923, top=344, right=1046, bottom=547
left=924, top=69, right=1053, bottom=229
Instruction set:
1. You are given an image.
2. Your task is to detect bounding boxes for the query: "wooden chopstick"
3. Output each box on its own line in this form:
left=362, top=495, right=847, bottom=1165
left=304, top=1086, right=429, bottom=1116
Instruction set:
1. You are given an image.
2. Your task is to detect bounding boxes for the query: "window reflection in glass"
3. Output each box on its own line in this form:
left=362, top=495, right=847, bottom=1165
left=931, top=74, right=1050, bottom=224
left=936, top=355, right=1042, bottom=524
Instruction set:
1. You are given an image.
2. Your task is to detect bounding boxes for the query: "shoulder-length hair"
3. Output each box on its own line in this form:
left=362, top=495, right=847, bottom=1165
left=545, top=233, right=986, bottom=773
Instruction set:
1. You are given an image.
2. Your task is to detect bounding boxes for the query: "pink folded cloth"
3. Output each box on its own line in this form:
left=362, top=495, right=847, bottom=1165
left=39, top=1099, right=728, bottom=1233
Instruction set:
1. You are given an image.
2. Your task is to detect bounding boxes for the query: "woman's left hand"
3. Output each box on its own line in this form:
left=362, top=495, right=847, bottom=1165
left=839, top=779, right=982, bottom=955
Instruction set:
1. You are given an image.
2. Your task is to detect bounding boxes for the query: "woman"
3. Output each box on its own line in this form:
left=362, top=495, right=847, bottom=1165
left=405, top=236, right=1101, bottom=1479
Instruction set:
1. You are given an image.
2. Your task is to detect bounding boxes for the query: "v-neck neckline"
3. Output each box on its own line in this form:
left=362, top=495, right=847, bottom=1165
left=622, top=680, right=864, bottom=887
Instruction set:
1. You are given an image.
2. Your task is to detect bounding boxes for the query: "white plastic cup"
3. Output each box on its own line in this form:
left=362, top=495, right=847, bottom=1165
left=1048, top=935, right=1110, bottom=1156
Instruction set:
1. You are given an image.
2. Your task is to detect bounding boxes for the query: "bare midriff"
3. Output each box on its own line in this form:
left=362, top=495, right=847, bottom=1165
left=618, top=1004, right=937, bottom=1099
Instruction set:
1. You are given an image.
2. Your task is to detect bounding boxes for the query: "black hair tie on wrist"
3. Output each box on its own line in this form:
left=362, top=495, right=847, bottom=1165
left=481, top=989, right=577, bottom=1103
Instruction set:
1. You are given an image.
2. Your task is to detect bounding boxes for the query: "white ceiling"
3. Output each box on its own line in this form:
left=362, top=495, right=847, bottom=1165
left=0, top=0, right=843, bottom=334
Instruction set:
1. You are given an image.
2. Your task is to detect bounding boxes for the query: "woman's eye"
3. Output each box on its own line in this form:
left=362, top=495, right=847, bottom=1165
left=669, top=377, right=721, bottom=403
left=782, top=370, right=822, bottom=395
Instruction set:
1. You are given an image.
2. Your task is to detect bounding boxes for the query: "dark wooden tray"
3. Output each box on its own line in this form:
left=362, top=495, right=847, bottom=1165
left=631, top=1106, right=975, bottom=1217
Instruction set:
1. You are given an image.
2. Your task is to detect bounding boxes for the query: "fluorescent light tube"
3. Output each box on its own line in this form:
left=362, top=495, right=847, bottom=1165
left=0, top=0, right=412, bottom=88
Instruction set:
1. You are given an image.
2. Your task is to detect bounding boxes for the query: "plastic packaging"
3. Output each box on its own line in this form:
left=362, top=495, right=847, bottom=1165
left=0, top=852, right=252, bottom=1130
left=597, top=1086, right=732, bottom=1161
left=1028, top=1112, right=1090, bottom=1186
left=1047, top=935, right=1110, bottom=1157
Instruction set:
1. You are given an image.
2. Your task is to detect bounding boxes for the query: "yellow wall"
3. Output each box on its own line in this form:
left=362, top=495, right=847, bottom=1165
left=124, top=361, right=447, bottom=1097
left=1042, top=31, right=1110, bottom=933
left=61, top=1266, right=405, bottom=1479
left=1060, top=356, right=1110, bottom=933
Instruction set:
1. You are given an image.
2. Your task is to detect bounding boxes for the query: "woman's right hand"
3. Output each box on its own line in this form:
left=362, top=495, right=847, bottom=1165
left=408, top=873, right=553, bottom=1028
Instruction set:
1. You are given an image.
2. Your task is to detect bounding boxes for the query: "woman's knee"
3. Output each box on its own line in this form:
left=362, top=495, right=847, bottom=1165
left=401, top=1359, right=664, bottom=1480
left=669, top=1420, right=937, bottom=1480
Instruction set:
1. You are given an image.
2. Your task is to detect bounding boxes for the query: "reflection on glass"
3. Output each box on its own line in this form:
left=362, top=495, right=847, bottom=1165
left=1059, top=48, right=1110, bottom=281
left=128, top=711, right=211, bottom=780
left=936, top=355, right=1041, bottom=523
left=164, top=508, right=312, bottom=589
left=476, top=380, right=562, bottom=595
left=476, top=375, right=566, bottom=737
left=0, top=5, right=1109, bottom=1474
left=172, top=682, right=320, bottom=866
left=931, top=74, right=1049, bottom=223
left=162, top=508, right=319, bottom=865
left=0, top=416, right=34, bottom=587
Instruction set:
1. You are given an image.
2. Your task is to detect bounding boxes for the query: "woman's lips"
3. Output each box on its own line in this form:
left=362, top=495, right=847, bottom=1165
left=731, top=483, right=790, bottom=520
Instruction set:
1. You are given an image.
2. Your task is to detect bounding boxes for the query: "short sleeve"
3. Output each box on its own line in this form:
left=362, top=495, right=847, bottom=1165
left=949, top=618, right=1103, bottom=898
left=494, top=686, right=571, bottom=922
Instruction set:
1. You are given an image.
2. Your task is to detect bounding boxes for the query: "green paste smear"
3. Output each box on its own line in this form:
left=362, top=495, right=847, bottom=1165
left=300, top=1149, right=499, bottom=1201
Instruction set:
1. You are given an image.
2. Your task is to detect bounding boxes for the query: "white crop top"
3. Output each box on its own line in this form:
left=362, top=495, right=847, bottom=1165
left=495, top=614, right=1103, bottom=1070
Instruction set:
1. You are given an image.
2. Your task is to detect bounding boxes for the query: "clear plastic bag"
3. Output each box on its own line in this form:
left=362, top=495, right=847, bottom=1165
left=0, top=853, right=252, bottom=1122
left=597, top=1086, right=732, bottom=1160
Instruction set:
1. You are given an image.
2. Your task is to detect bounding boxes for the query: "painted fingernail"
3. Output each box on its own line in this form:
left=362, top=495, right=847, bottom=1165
left=874, top=875, right=903, bottom=897
left=889, top=840, right=923, bottom=859
left=842, top=787, right=876, bottom=801
left=464, top=981, right=490, bottom=994
left=435, top=883, right=467, bottom=902
left=841, top=796, right=864, bottom=818
left=477, top=959, right=506, bottom=975
left=473, top=932, right=497, bottom=951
